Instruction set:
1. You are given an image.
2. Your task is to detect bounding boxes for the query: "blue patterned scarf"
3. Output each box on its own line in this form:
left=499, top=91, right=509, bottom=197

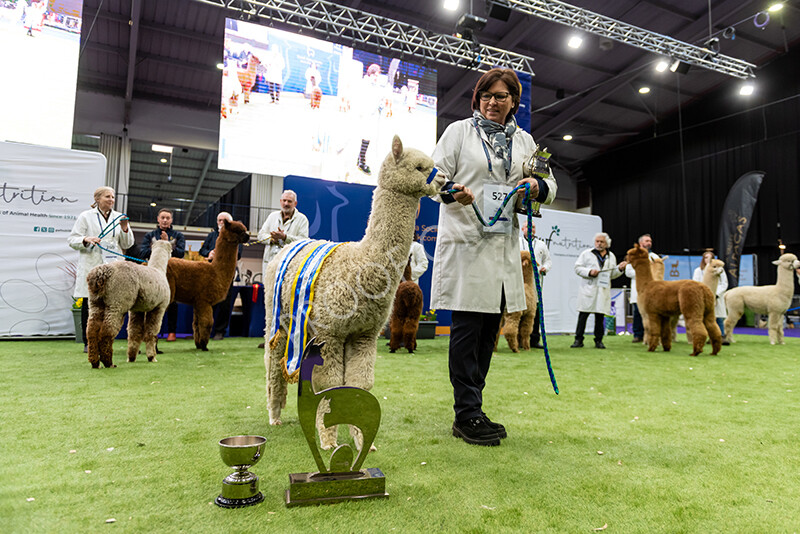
left=473, top=110, right=517, bottom=175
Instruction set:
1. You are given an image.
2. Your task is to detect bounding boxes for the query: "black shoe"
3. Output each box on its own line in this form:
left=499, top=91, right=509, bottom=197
left=595, top=341, right=606, bottom=349
left=258, top=342, right=265, bottom=349
left=83, top=345, right=88, bottom=353
left=212, top=333, right=224, bottom=341
left=452, top=417, right=501, bottom=446
left=530, top=342, right=544, bottom=349
left=570, top=340, right=584, bottom=348
left=481, top=412, right=507, bottom=439
left=632, top=337, right=643, bottom=343
left=721, top=340, right=730, bottom=346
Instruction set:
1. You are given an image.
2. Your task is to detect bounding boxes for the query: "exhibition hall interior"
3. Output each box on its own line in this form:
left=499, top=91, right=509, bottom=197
left=2, top=0, right=800, bottom=530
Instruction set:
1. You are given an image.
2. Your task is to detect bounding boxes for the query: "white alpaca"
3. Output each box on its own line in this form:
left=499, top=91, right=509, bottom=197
left=723, top=253, right=800, bottom=345
left=86, top=240, right=172, bottom=368
left=264, top=136, right=436, bottom=450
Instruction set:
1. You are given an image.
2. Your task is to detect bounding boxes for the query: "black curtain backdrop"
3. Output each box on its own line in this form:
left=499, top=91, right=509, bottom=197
left=584, top=48, right=800, bottom=287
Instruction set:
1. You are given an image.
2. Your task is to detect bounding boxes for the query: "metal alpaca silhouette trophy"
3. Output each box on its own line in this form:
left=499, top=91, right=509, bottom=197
left=285, top=339, right=388, bottom=507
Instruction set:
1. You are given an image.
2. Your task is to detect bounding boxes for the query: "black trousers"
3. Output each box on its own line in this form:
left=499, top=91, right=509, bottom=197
left=212, top=285, right=236, bottom=336
left=530, top=307, right=541, bottom=345
left=574, top=311, right=605, bottom=343
left=632, top=303, right=644, bottom=338
left=449, top=298, right=504, bottom=422
left=81, top=298, right=89, bottom=346
left=165, top=302, right=178, bottom=334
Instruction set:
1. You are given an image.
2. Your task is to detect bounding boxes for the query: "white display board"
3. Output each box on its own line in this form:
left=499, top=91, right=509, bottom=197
left=0, top=142, right=104, bottom=337
left=519, top=209, right=602, bottom=334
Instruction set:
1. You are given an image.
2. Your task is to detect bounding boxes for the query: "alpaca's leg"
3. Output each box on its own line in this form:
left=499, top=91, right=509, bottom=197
left=403, top=317, right=418, bottom=353
left=723, top=303, right=741, bottom=344
left=504, top=312, right=521, bottom=353
left=342, top=334, right=379, bottom=452
left=193, top=304, right=214, bottom=351
left=98, top=307, right=126, bottom=368
left=144, top=308, right=166, bottom=361
left=518, top=310, right=535, bottom=351
left=86, top=305, right=105, bottom=369
left=670, top=316, right=678, bottom=342
left=642, top=312, right=652, bottom=346
left=705, top=310, right=722, bottom=355
left=646, top=314, right=661, bottom=352
left=388, top=311, right=403, bottom=353
left=127, top=311, right=144, bottom=362
left=686, top=314, right=708, bottom=357
left=660, top=316, right=672, bottom=352
left=315, top=338, right=346, bottom=450
left=767, top=311, right=783, bottom=344
left=266, top=329, right=288, bottom=425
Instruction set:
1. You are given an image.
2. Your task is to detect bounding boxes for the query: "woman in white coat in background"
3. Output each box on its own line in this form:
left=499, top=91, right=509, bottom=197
left=429, top=68, right=557, bottom=447
left=692, top=249, right=728, bottom=340
left=571, top=232, right=627, bottom=349
left=68, top=186, right=134, bottom=352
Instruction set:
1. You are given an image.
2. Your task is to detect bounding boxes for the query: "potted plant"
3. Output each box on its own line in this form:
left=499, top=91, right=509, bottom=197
left=71, top=298, right=83, bottom=344
left=417, top=309, right=438, bottom=339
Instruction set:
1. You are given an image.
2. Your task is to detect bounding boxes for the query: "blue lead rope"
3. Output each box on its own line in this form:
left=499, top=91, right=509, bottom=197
left=93, top=213, right=146, bottom=263
left=448, top=183, right=559, bottom=394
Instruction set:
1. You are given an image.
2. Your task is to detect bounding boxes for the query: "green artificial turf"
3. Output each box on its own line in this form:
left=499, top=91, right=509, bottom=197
left=1, top=333, right=798, bottom=533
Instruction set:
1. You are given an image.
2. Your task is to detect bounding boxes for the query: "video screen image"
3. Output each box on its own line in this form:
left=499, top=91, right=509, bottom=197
left=218, top=18, right=438, bottom=185
left=0, top=0, right=82, bottom=149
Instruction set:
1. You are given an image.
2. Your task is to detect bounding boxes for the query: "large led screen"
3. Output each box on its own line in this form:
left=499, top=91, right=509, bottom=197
left=219, top=19, right=438, bottom=185
left=0, top=1, right=83, bottom=149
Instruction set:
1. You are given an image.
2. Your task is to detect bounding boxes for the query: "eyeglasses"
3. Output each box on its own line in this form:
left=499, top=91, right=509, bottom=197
left=479, top=91, right=511, bottom=102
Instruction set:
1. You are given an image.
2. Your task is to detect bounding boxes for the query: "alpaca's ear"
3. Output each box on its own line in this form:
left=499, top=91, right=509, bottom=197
left=392, top=135, right=403, bottom=162
left=772, top=259, right=781, bottom=265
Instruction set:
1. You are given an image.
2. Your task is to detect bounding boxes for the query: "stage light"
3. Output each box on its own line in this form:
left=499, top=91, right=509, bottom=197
left=160, top=158, right=167, bottom=163
left=151, top=144, right=174, bottom=153
left=638, top=86, right=651, bottom=94
left=150, top=201, right=157, bottom=207
left=655, top=59, right=669, bottom=72
left=486, top=0, right=511, bottom=21
left=455, top=13, right=486, bottom=41
left=739, top=83, right=754, bottom=96
left=216, top=63, right=224, bottom=69
left=768, top=3, right=783, bottom=12
left=443, top=0, right=459, bottom=11
left=778, top=239, right=786, bottom=250
left=562, top=134, right=573, bottom=141
left=567, top=35, right=583, bottom=49
left=670, top=59, right=690, bottom=75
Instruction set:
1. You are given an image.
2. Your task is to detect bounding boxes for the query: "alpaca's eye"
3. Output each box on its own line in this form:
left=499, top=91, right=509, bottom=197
left=415, top=165, right=423, bottom=171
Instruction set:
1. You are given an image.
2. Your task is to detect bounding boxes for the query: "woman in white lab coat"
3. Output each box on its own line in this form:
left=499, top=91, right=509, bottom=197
left=68, top=186, right=134, bottom=351
left=692, top=249, right=728, bottom=338
left=429, top=68, right=557, bottom=447
left=571, top=232, right=627, bottom=349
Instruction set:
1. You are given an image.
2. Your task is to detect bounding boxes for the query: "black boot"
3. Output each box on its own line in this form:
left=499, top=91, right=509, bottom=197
left=452, top=417, right=501, bottom=446
left=570, top=338, right=584, bottom=348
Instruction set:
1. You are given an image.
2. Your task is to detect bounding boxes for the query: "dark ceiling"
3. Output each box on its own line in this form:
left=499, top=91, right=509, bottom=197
left=74, top=0, right=800, bottom=221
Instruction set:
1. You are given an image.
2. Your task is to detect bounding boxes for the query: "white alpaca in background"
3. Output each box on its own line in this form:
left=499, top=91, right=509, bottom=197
left=723, top=253, right=800, bottom=345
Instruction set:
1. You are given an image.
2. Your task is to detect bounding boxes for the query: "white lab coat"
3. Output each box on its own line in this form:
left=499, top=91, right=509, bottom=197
left=68, top=208, right=135, bottom=298
left=625, top=251, right=660, bottom=303
left=408, top=241, right=428, bottom=283
left=258, top=209, right=310, bottom=264
left=574, top=248, right=624, bottom=313
left=692, top=265, right=728, bottom=318
left=429, top=117, right=557, bottom=313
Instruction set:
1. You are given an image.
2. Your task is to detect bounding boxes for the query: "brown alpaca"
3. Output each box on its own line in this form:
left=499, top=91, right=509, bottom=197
left=628, top=244, right=721, bottom=356
left=644, top=256, right=677, bottom=345
left=388, top=262, right=424, bottom=353
left=496, top=251, right=537, bottom=353
left=166, top=220, right=250, bottom=351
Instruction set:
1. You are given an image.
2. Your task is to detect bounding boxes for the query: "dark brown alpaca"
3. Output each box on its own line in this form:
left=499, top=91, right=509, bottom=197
left=627, top=243, right=721, bottom=356
left=166, top=219, right=250, bottom=351
left=389, top=262, right=424, bottom=353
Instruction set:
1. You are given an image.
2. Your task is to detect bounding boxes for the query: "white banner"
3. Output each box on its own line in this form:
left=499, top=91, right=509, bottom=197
left=0, top=142, right=104, bottom=337
left=519, top=209, right=602, bottom=333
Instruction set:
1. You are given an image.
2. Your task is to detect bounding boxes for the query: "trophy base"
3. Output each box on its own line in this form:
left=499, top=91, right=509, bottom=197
left=215, top=492, right=264, bottom=508
left=285, top=467, right=388, bottom=508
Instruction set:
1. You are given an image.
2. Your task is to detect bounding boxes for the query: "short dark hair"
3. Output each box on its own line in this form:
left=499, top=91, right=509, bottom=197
left=157, top=208, right=174, bottom=217
left=471, top=68, right=522, bottom=120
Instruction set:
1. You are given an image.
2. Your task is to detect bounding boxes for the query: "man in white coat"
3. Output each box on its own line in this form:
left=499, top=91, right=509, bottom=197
left=520, top=222, right=551, bottom=349
left=624, top=233, right=660, bottom=342
left=258, top=190, right=310, bottom=267
left=571, top=232, right=628, bottom=349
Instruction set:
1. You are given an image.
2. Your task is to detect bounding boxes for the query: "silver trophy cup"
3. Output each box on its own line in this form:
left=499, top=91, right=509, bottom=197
left=215, top=435, right=267, bottom=508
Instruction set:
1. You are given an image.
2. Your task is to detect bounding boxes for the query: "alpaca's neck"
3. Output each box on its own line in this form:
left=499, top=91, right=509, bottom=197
left=633, top=256, right=654, bottom=289
left=148, top=247, right=170, bottom=273
left=776, top=264, right=794, bottom=289
left=359, top=188, right=417, bottom=272
left=213, top=235, right=238, bottom=272
left=702, top=267, right=718, bottom=295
